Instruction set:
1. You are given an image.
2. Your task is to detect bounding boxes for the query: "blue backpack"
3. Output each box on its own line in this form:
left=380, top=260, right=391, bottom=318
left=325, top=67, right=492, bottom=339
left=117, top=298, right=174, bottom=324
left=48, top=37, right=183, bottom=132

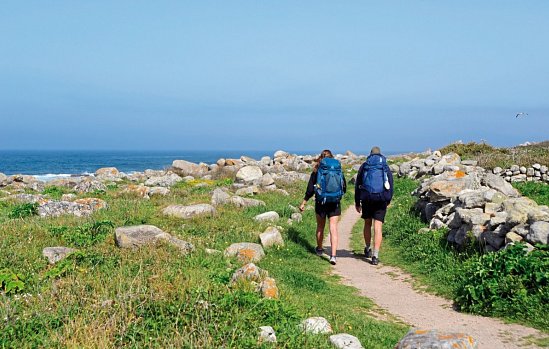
left=360, top=154, right=389, bottom=202
left=315, top=158, right=344, bottom=204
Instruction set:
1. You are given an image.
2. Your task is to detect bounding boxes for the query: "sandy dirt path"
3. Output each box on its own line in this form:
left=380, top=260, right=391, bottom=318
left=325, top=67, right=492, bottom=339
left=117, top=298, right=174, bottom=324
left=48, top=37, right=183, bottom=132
left=326, top=206, right=545, bottom=349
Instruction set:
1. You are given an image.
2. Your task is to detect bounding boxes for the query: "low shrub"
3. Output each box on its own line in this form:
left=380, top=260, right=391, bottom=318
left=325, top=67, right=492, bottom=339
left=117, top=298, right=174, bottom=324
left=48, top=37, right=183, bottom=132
left=48, top=220, right=114, bottom=247
left=455, top=244, right=549, bottom=329
left=8, top=203, right=38, bottom=219
left=0, top=269, right=25, bottom=294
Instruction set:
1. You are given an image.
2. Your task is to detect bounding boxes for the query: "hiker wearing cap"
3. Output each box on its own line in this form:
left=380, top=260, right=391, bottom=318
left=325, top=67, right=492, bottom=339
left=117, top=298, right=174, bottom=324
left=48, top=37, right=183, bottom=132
left=299, top=149, right=346, bottom=265
left=355, top=146, right=394, bottom=265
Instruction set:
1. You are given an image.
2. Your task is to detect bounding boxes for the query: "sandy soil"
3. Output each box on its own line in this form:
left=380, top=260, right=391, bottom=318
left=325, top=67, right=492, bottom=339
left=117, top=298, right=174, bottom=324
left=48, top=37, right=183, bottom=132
left=325, top=206, right=546, bottom=349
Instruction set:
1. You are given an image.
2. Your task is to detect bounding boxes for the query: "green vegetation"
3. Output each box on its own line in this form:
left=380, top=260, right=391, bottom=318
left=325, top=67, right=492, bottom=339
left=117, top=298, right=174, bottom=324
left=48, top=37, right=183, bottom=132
left=8, top=202, right=38, bottom=219
left=514, top=181, right=549, bottom=206
left=0, top=269, right=25, bottom=294
left=0, top=177, right=406, bottom=348
left=439, top=141, right=549, bottom=169
left=352, top=177, right=549, bottom=332
left=43, top=186, right=71, bottom=200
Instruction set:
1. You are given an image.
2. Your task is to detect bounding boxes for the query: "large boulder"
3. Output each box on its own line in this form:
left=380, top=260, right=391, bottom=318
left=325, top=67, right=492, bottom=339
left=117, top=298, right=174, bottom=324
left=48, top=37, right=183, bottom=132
left=422, top=172, right=481, bottom=202
left=482, top=173, right=520, bottom=197
left=395, top=329, right=477, bottom=349
left=114, top=225, right=193, bottom=253
left=235, top=166, right=263, bottom=184
left=38, top=199, right=107, bottom=217
left=231, top=263, right=264, bottom=283
left=172, top=160, right=208, bottom=177
left=527, top=221, right=549, bottom=245
left=95, top=167, right=120, bottom=179
left=162, top=204, right=216, bottom=219
left=211, top=188, right=231, bottom=206
left=259, top=226, right=284, bottom=248
left=502, top=197, right=538, bottom=227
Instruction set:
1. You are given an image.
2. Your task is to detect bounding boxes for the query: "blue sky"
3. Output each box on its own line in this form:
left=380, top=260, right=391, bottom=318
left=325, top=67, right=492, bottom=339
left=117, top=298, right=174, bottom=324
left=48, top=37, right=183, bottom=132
left=1, top=1, right=548, bottom=152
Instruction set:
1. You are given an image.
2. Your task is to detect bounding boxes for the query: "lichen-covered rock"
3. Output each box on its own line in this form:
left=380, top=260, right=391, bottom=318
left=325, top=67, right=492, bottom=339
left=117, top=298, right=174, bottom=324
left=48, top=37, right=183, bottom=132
left=299, top=317, right=332, bottom=334
left=329, top=334, right=364, bottom=349
left=231, top=263, right=263, bottom=283
left=95, top=167, right=120, bottom=179
left=259, top=277, right=279, bottom=299
left=42, top=247, right=76, bottom=264
left=144, top=173, right=182, bottom=187
left=172, top=160, right=209, bottom=177
left=395, top=329, right=477, bottom=349
left=503, top=197, right=537, bottom=226
left=148, top=187, right=170, bottom=196
left=235, top=185, right=260, bottom=196
left=254, top=211, right=280, bottom=222
left=162, top=204, right=216, bottom=219
left=74, top=179, right=107, bottom=193
left=224, top=242, right=265, bottom=263
left=121, top=184, right=150, bottom=198
left=38, top=198, right=107, bottom=217
left=259, top=226, right=284, bottom=248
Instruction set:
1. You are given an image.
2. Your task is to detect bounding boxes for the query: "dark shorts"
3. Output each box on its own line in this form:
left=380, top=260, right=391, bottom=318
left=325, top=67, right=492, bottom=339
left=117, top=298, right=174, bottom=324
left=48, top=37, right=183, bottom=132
left=361, top=200, right=388, bottom=222
left=315, top=201, right=341, bottom=218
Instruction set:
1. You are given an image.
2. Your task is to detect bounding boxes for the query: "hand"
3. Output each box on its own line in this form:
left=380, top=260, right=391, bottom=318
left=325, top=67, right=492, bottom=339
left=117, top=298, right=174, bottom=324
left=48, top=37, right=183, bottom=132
left=299, top=202, right=306, bottom=212
left=355, top=205, right=362, bottom=213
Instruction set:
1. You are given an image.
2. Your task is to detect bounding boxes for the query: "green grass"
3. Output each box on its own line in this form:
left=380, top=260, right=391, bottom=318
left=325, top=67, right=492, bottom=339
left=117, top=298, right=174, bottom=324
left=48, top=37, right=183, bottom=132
left=514, top=181, right=549, bottom=206
left=351, top=177, right=549, bottom=334
left=439, top=141, right=549, bottom=169
left=0, top=176, right=406, bottom=348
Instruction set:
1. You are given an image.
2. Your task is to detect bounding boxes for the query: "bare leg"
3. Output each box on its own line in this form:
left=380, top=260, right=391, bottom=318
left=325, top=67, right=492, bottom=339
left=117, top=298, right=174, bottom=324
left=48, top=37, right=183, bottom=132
left=316, top=214, right=326, bottom=249
left=329, top=215, right=339, bottom=257
left=373, top=219, right=383, bottom=251
left=363, top=218, right=373, bottom=247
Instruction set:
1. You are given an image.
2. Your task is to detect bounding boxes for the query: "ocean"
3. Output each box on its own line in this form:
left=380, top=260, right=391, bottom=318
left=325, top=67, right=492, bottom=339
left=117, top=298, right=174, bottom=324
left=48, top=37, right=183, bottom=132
left=0, top=150, right=299, bottom=180
left=0, top=149, right=406, bottom=181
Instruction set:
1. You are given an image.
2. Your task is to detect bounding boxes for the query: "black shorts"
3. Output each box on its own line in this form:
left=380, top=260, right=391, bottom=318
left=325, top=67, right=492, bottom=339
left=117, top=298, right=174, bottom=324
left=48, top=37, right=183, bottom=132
left=315, top=201, right=341, bottom=218
left=361, top=200, right=388, bottom=222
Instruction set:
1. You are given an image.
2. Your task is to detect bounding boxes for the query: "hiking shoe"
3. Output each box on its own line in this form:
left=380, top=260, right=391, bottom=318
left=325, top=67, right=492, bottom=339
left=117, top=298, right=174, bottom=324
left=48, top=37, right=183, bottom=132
left=370, top=256, right=379, bottom=265
left=364, top=247, right=371, bottom=258
left=329, top=256, right=337, bottom=265
left=315, top=247, right=324, bottom=256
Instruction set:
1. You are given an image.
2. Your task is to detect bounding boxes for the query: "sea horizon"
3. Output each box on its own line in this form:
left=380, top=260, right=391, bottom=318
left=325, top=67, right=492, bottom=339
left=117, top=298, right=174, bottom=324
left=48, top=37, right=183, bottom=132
left=0, top=149, right=417, bottom=178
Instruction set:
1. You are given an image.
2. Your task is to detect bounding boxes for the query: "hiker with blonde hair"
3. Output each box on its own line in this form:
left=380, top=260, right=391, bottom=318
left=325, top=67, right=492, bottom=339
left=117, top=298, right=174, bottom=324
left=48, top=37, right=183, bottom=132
left=299, top=149, right=346, bottom=265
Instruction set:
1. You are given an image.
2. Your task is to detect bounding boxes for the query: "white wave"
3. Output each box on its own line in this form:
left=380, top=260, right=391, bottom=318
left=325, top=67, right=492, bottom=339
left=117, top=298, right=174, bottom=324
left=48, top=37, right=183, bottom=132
left=33, top=174, right=77, bottom=182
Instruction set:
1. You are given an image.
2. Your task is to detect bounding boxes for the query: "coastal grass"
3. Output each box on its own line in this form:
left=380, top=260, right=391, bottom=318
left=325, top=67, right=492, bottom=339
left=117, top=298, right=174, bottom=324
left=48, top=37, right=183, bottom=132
left=351, top=177, right=549, bottom=333
left=439, top=141, right=549, bottom=169
left=0, top=176, right=407, bottom=348
left=513, top=181, right=549, bottom=206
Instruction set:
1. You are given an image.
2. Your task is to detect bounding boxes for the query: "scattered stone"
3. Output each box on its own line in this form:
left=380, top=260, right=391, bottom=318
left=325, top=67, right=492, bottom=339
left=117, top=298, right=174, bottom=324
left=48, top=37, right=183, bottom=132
left=38, top=198, right=107, bottom=217
left=300, top=317, right=332, bottom=334
left=121, top=184, right=150, bottom=198
left=144, top=173, right=182, bottom=187
left=149, top=186, right=170, bottom=196
left=258, top=326, right=277, bottom=344
left=231, top=263, right=263, bottom=283
left=172, top=160, right=208, bottom=177
left=395, top=329, right=477, bottom=349
left=260, top=173, right=275, bottom=187
left=527, top=221, right=549, bottom=245
left=205, top=248, right=222, bottom=255
left=235, top=166, right=263, bottom=184
left=211, top=188, right=231, bottom=206
left=114, top=225, right=193, bottom=253
left=74, top=179, right=107, bottom=193
left=162, top=204, right=216, bottom=219
left=259, top=226, right=284, bottom=248
left=259, top=277, right=279, bottom=299
left=42, top=247, right=76, bottom=264
left=329, top=334, right=364, bottom=349
left=254, top=211, right=280, bottom=222
left=235, top=185, right=259, bottom=196
left=224, top=242, right=265, bottom=263
left=230, top=196, right=266, bottom=208
left=290, top=212, right=303, bottom=222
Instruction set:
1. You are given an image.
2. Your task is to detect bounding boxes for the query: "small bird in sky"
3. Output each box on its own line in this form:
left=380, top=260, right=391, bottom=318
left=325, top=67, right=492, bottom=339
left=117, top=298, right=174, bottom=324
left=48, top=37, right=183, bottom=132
left=515, top=112, right=528, bottom=118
